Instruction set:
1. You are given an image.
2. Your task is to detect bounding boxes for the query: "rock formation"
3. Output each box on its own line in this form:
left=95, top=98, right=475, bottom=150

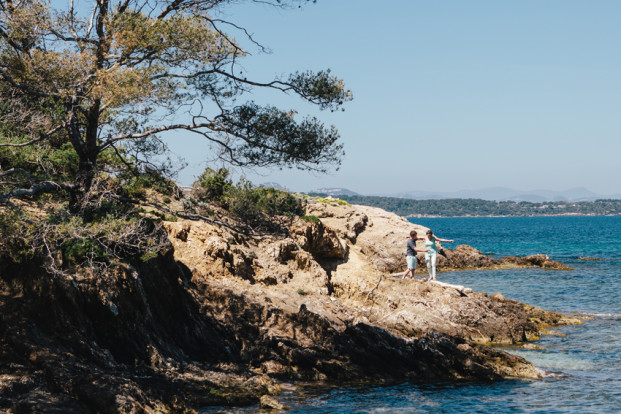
left=0, top=201, right=582, bottom=412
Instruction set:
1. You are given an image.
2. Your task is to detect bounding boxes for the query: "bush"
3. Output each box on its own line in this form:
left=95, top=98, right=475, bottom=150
left=253, top=187, right=304, bottom=217
left=117, top=168, right=180, bottom=200
left=193, top=167, right=233, bottom=202
left=0, top=140, right=81, bottom=196
left=0, top=209, right=33, bottom=264
left=0, top=200, right=171, bottom=275
left=185, top=168, right=305, bottom=229
left=48, top=210, right=170, bottom=271
left=224, top=179, right=304, bottom=227
left=63, top=238, right=108, bottom=266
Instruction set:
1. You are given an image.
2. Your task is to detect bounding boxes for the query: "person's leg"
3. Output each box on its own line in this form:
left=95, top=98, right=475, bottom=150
left=430, top=253, right=437, bottom=280
left=402, top=268, right=411, bottom=279
left=404, top=256, right=415, bottom=279
left=410, top=257, right=417, bottom=278
left=425, top=252, right=433, bottom=280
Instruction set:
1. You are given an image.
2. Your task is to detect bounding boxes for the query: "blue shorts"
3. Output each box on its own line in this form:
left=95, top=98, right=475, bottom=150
left=406, top=255, right=417, bottom=269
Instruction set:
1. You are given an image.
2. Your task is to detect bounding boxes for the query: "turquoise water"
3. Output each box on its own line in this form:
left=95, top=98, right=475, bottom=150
left=204, top=216, right=621, bottom=413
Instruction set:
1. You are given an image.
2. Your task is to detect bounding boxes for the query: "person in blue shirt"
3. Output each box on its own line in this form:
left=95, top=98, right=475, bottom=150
left=402, top=230, right=429, bottom=279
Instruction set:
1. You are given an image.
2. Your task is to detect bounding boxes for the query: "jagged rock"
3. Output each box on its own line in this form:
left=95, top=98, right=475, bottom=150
left=268, top=238, right=298, bottom=263
left=306, top=203, right=369, bottom=242
left=290, top=219, right=346, bottom=259
left=441, top=245, right=498, bottom=269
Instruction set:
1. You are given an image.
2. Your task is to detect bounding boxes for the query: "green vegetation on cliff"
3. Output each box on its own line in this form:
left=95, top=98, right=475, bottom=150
left=324, top=195, right=621, bottom=217
left=0, top=0, right=348, bottom=274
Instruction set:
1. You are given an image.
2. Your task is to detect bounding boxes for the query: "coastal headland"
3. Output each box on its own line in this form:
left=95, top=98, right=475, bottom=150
left=0, top=201, right=583, bottom=412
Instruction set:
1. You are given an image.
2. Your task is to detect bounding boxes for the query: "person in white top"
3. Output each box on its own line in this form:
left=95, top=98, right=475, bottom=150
left=424, top=229, right=454, bottom=281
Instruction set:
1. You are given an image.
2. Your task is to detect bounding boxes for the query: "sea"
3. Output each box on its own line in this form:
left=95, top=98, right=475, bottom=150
left=203, top=216, right=621, bottom=413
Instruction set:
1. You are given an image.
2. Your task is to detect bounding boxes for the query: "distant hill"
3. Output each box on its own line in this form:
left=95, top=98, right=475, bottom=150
left=387, top=187, right=618, bottom=202
left=308, top=187, right=359, bottom=197
left=336, top=195, right=621, bottom=217
left=257, top=183, right=621, bottom=202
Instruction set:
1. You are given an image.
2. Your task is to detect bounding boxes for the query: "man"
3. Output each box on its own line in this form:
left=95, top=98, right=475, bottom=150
left=402, top=230, right=429, bottom=279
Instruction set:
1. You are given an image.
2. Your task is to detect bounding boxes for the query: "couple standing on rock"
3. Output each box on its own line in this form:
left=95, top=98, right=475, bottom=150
left=402, top=230, right=454, bottom=281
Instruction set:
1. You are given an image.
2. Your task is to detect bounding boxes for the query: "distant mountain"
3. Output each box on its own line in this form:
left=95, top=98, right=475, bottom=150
left=259, top=182, right=286, bottom=191
left=387, top=187, right=616, bottom=202
left=309, top=187, right=359, bottom=197
left=258, top=183, right=620, bottom=201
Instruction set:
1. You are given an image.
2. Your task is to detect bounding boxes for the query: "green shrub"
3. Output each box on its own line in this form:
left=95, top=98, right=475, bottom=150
left=302, top=215, right=320, bottom=223
left=313, top=197, right=348, bottom=206
left=0, top=139, right=78, bottom=186
left=223, top=179, right=304, bottom=226
left=255, top=187, right=304, bottom=217
left=62, top=238, right=108, bottom=265
left=0, top=209, right=34, bottom=263
left=123, top=177, right=148, bottom=199
left=118, top=168, right=179, bottom=200
left=223, top=178, right=260, bottom=223
left=44, top=142, right=80, bottom=179
left=0, top=200, right=171, bottom=275
left=193, top=167, right=233, bottom=202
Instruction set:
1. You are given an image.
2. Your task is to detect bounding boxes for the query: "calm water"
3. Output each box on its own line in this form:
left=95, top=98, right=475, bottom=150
left=203, top=216, right=621, bottom=413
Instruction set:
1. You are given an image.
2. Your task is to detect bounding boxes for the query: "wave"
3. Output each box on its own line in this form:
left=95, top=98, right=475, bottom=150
left=574, top=312, right=621, bottom=318
left=537, top=367, right=569, bottom=379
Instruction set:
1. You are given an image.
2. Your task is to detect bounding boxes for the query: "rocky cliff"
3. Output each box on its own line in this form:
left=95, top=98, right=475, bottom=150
left=0, top=201, right=581, bottom=412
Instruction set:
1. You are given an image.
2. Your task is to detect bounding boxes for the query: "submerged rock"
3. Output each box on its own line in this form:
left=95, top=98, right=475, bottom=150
left=259, top=395, right=287, bottom=410
left=578, top=257, right=602, bottom=261
left=500, top=254, right=573, bottom=270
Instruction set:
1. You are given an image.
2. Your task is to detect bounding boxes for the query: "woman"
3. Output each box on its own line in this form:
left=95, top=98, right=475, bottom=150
left=424, top=230, right=454, bottom=281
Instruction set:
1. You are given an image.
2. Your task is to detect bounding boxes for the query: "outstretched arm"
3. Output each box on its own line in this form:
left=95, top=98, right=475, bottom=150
left=435, top=237, right=454, bottom=243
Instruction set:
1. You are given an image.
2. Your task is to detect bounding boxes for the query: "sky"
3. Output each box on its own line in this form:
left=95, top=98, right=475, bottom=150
left=62, top=0, right=621, bottom=196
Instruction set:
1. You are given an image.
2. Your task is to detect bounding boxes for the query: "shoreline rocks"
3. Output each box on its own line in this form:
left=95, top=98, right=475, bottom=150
left=0, top=202, right=582, bottom=412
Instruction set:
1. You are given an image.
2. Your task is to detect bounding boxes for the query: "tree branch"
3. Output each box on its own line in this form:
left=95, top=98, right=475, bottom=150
left=109, top=142, right=140, bottom=177
left=0, top=124, right=66, bottom=148
left=157, top=0, right=185, bottom=19
left=99, top=121, right=218, bottom=148
left=0, top=168, right=34, bottom=185
left=0, top=180, right=73, bottom=206
left=0, top=67, right=61, bottom=100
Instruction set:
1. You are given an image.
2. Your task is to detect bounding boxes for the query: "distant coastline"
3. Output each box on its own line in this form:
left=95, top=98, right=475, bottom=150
left=317, top=194, right=621, bottom=218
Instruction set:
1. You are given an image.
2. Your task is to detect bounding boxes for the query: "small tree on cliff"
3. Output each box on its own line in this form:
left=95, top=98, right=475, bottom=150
left=0, top=0, right=351, bottom=211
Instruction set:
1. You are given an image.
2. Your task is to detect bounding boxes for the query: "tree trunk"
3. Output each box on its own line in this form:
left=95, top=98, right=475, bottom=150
left=69, top=158, right=97, bottom=214
left=67, top=98, right=101, bottom=213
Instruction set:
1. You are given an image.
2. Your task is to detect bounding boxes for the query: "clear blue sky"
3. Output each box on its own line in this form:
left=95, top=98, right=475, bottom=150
left=73, top=1, right=621, bottom=196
